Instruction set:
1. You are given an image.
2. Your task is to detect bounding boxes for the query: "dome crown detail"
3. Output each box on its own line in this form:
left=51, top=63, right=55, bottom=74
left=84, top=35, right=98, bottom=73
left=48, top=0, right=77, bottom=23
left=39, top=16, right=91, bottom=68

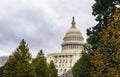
left=71, top=16, right=76, bottom=28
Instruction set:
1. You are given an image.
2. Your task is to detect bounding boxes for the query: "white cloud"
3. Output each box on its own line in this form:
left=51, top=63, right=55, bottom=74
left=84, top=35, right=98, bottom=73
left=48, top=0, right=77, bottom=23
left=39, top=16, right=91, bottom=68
left=0, top=0, right=97, bottom=57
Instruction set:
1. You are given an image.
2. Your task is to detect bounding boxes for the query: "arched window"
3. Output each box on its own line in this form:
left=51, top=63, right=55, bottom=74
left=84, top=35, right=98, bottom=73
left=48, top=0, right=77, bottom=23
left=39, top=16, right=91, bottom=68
left=64, top=69, right=66, bottom=72
left=60, top=69, right=62, bottom=73
left=62, top=64, right=64, bottom=67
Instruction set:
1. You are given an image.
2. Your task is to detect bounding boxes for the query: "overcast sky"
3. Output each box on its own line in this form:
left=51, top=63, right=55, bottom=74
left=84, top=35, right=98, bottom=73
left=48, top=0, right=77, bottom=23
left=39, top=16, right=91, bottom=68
left=0, top=0, right=97, bottom=57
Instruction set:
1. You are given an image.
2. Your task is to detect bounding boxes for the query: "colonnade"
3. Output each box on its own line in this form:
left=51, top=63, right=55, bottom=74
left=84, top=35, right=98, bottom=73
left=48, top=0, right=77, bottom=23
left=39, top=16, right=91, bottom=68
left=62, top=44, right=82, bottom=50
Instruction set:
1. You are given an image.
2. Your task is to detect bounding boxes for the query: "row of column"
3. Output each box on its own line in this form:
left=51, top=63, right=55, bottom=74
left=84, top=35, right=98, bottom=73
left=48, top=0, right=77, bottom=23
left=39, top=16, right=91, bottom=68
left=64, top=37, right=82, bottom=41
left=62, top=44, right=82, bottom=50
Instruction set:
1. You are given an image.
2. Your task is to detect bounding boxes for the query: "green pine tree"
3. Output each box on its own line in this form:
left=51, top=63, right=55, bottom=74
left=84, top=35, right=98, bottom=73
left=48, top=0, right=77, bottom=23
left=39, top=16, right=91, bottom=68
left=0, top=66, right=4, bottom=77
left=2, top=39, right=36, bottom=77
left=87, top=0, right=120, bottom=51
left=48, top=60, right=57, bottom=77
left=72, top=50, right=94, bottom=77
left=33, top=50, right=48, bottom=77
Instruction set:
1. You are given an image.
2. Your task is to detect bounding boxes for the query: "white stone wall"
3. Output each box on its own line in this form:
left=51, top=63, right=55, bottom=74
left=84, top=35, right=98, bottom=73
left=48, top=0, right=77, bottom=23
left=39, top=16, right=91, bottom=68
left=47, top=52, right=81, bottom=75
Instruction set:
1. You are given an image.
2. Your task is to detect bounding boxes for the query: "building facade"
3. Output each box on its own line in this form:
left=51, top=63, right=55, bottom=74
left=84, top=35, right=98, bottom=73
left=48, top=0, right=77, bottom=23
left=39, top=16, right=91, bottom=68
left=47, top=17, right=84, bottom=76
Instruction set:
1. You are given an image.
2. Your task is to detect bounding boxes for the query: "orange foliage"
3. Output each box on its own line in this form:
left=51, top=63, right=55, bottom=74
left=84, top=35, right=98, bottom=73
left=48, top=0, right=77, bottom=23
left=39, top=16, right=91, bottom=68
left=92, top=8, right=120, bottom=77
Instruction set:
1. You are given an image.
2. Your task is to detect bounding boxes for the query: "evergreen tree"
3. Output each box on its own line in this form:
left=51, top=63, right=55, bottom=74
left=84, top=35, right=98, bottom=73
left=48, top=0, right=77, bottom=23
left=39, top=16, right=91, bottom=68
left=0, top=66, right=4, bottom=77
left=87, top=0, right=120, bottom=50
left=72, top=50, right=94, bottom=77
left=48, top=60, right=57, bottom=77
left=2, top=39, right=36, bottom=77
left=92, top=9, right=120, bottom=77
left=87, top=0, right=120, bottom=76
left=33, top=50, right=48, bottom=77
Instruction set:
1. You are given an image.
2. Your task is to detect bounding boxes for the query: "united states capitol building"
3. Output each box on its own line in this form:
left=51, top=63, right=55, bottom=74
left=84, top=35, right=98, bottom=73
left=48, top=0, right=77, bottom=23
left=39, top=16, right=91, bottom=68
left=47, top=17, right=84, bottom=76
left=0, top=17, right=84, bottom=77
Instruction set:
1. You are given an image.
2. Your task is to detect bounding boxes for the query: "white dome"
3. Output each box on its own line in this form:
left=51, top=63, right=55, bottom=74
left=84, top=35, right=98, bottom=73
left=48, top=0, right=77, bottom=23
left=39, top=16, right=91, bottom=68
left=64, top=27, right=83, bottom=41
left=61, top=17, right=84, bottom=52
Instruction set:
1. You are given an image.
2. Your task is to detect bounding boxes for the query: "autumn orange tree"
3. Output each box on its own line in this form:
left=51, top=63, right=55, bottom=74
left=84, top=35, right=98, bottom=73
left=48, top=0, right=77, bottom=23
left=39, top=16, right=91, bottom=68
left=92, top=8, right=120, bottom=77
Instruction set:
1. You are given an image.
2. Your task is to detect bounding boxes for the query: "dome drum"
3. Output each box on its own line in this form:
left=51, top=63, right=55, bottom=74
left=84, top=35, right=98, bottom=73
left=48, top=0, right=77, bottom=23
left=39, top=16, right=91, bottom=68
left=63, top=37, right=84, bottom=42
left=62, top=43, right=83, bottom=51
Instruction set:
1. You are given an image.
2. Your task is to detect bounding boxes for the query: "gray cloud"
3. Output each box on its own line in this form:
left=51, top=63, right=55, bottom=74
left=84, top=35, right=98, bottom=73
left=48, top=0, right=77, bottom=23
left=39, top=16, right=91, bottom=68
left=0, top=0, right=97, bottom=57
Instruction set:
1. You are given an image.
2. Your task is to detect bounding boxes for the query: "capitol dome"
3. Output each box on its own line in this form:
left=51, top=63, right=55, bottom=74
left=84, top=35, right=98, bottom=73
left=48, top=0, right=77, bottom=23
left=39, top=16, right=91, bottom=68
left=62, top=17, right=84, bottom=52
